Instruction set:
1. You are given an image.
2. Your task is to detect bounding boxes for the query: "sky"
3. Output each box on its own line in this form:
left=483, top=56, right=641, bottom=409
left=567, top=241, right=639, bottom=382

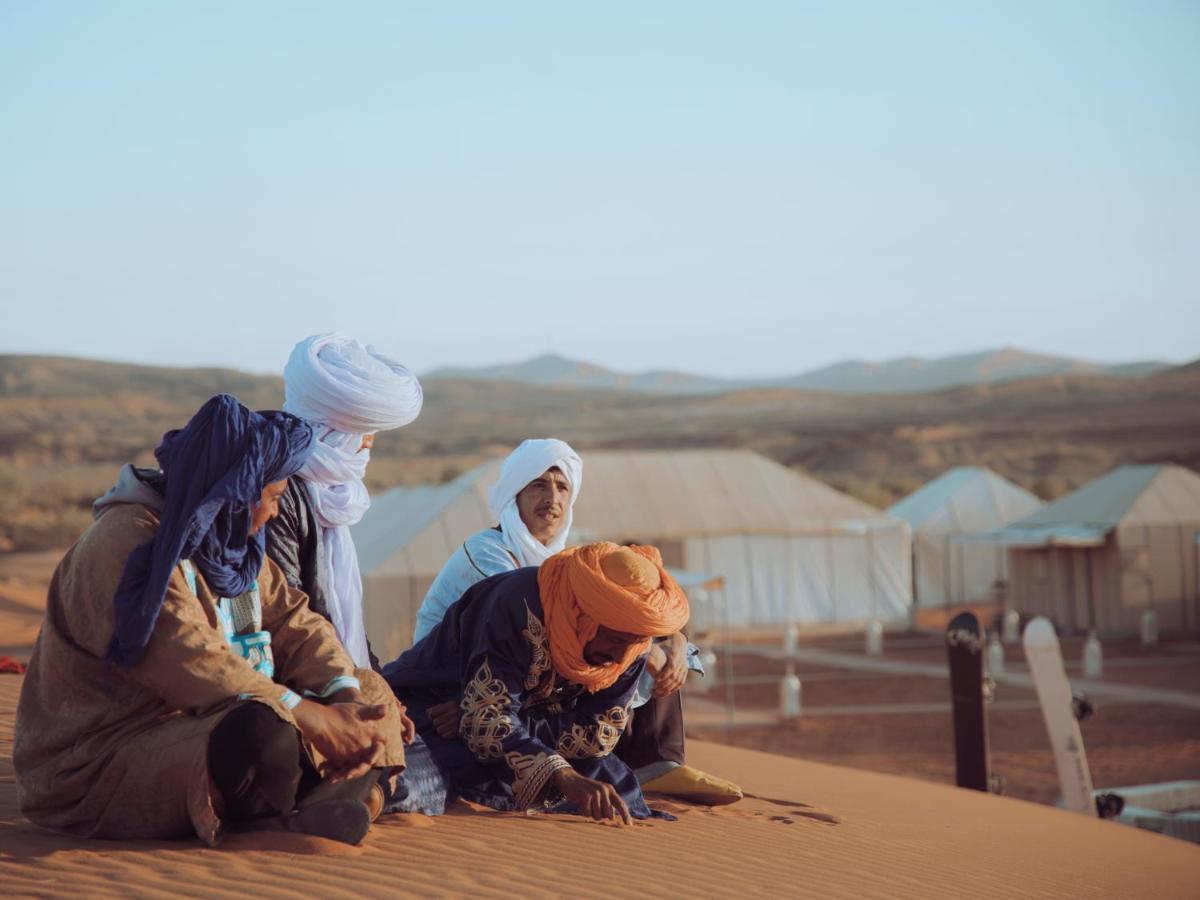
left=1, top=1, right=1197, bottom=378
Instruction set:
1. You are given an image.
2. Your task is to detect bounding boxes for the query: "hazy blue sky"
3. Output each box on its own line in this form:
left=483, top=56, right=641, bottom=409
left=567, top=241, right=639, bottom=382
left=2, top=1, right=1197, bottom=377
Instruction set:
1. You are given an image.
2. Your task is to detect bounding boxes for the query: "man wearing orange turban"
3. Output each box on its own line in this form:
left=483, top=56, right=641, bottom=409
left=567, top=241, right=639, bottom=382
left=410, top=440, right=742, bottom=807
left=384, top=542, right=694, bottom=823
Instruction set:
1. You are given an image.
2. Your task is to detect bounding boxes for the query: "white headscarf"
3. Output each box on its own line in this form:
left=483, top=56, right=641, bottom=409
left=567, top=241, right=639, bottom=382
left=283, top=333, right=423, bottom=434
left=487, top=439, right=583, bottom=568
left=282, top=333, right=423, bottom=667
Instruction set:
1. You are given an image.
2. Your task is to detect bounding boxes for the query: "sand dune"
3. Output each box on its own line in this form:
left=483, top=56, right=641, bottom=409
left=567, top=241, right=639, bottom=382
left=1, top=672, right=1196, bottom=899
left=2, top=557, right=1197, bottom=897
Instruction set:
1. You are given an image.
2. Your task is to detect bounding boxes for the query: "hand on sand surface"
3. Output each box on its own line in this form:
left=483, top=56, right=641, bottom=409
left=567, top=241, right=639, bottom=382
left=551, top=769, right=633, bottom=826
left=429, top=700, right=461, bottom=740
left=651, top=632, right=689, bottom=698
left=294, top=699, right=388, bottom=782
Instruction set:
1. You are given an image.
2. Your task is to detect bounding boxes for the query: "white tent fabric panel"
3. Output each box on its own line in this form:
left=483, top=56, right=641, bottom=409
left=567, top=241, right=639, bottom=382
left=356, top=449, right=915, bottom=634
left=683, top=527, right=911, bottom=627
left=914, top=533, right=1010, bottom=606
left=371, top=518, right=455, bottom=578
left=432, top=486, right=491, bottom=557
left=362, top=573, right=415, bottom=665
left=890, top=467, right=1042, bottom=608
left=868, top=526, right=914, bottom=618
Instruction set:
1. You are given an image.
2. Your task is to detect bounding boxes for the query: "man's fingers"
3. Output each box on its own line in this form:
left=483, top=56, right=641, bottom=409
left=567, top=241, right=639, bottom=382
left=357, top=703, right=388, bottom=721
left=613, top=791, right=632, bottom=825
left=597, top=785, right=630, bottom=825
left=328, top=760, right=372, bottom=783
left=326, top=739, right=383, bottom=782
left=656, top=672, right=684, bottom=696
left=368, top=737, right=386, bottom=765
left=430, top=702, right=460, bottom=740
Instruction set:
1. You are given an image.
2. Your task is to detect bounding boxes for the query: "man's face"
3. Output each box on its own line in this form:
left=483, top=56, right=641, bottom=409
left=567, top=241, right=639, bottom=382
left=359, top=433, right=375, bottom=453
left=515, top=466, right=572, bottom=546
left=249, top=479, right=289, bottom=534
left=583, top=624, right=646, bottom=667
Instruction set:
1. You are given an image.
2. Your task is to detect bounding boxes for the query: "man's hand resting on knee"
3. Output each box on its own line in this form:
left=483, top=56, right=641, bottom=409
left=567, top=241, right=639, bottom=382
left=428, top=700, right=461, bottom=740
left=293, top=699, right=389, bottom=782
left=647, top=631, right=689, bottom=698
left=551, top=768, right=633, bottom=825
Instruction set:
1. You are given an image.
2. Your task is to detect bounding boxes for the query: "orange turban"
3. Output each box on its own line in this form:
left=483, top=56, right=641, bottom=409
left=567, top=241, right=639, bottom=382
left=538, top=542, right=689, bottom=693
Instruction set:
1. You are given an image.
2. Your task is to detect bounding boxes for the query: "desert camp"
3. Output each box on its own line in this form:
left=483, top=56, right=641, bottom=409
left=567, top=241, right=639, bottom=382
left=3, top=2, right=1200, bottom=897
left=353, top=449, right=913, bottom=661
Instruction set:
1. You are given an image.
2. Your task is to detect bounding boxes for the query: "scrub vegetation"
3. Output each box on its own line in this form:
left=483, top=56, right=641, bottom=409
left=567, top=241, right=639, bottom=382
left=1, top=354, right=1198, bottom=552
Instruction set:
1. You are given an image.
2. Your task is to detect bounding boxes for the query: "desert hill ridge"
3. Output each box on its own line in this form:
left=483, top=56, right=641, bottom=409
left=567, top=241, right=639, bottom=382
left=425, top=346, right=1170, bottom=395
left=1, top=353, right=1197, bottom=551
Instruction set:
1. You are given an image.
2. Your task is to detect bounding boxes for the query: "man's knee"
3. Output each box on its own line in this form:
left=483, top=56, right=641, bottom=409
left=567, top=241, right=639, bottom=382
left=209, top=702, right=303, bottom=820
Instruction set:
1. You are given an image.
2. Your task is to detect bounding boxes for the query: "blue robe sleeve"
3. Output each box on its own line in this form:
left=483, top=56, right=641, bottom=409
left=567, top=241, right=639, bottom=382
left=458, top=648, right=575, bottom=809
left=552, top=660, right=644, bottom=761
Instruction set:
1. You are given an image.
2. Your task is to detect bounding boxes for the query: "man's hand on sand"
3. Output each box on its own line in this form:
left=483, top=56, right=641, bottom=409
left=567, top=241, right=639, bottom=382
left=293, top=699, right=388, bottom=781
left=551, top=768, right=633, bottom=825
left=651, top=632, right=689, bottom=698
left=429, top=699, right=461, bottom=740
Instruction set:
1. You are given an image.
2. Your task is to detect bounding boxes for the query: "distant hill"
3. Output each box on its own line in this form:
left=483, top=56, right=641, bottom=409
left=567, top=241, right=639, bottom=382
left=426, top=353, right=745, bottom=394
left=0, top=351, right=1197, bottom=550
left=0, top=355, right=283, bottom=408
left=426, top=348, right=1168, bottom=395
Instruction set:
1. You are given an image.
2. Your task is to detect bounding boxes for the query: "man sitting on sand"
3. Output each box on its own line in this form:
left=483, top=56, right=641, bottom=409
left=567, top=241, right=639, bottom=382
left=386, top=542, right=689, bottom=822
left=412, top=438, right=742, bottom=805
left=14, top=395, right=411, bottom=847
left=267, top=332, right=423, bottom=669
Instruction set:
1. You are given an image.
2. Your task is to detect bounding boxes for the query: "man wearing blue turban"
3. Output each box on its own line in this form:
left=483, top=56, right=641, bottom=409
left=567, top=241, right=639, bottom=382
left=14, top=395, right=411, bottom=847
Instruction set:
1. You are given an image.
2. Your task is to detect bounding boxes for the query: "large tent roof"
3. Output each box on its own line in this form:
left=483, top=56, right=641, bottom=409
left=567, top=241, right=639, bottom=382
left=354, top=448, right=906, bottom=577
left=959, top=464, right=1200, bottom=548
left=888, top=466, right=1042, bottom=534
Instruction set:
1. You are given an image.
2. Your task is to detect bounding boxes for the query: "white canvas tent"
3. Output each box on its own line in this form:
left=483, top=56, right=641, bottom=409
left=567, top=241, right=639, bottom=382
left=353, top=449, right=912, bottom=661
left=889, top=467, right=1043, bottom=608
left=962, top=464, right=1200, bottom=635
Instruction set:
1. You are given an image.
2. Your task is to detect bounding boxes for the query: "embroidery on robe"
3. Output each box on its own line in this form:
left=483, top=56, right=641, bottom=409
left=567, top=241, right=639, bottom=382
left=555, top=705, right=630, bottom=759
left=459, top=658, right=514, bottom=759
left=505, top=750, right=572, bottom=809
left=521, top=602, right=555, bottom=701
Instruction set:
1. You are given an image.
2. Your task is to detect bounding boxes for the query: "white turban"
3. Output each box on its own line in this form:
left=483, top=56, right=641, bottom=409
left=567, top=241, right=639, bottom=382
left=488, top=439, right=583, bottom=568
left=283, top=333, right=423, bottom=435
left=282, top=332, right=422, bottom=667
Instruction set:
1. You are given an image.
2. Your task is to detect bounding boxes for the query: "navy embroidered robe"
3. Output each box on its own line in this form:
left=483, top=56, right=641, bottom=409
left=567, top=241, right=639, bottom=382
left=382, top=567, right=653, bottom=817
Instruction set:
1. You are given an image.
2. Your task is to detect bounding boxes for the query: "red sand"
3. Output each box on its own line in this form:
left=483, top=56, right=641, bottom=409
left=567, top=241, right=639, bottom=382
left=2, top=554, right=1198, bottom=897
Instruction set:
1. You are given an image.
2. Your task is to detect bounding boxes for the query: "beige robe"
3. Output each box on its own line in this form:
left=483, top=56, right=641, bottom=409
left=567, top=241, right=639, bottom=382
left=14, top=502, right=406, bottom=845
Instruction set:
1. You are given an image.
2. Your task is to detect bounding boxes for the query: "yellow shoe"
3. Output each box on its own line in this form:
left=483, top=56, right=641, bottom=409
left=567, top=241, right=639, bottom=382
left=641, top=765, right=743, bottom=806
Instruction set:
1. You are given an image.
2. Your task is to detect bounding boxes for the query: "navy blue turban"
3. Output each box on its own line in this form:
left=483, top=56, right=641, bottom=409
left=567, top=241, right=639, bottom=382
left=106, top=394, right=315, bottom=668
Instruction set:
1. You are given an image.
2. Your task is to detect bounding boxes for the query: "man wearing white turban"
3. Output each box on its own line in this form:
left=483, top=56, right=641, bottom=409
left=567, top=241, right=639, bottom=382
left=267, top=333, right=424, bottom=669
left=413, top=438, right=582, bottom=640
left=409, top=438, right=742, bottom=806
